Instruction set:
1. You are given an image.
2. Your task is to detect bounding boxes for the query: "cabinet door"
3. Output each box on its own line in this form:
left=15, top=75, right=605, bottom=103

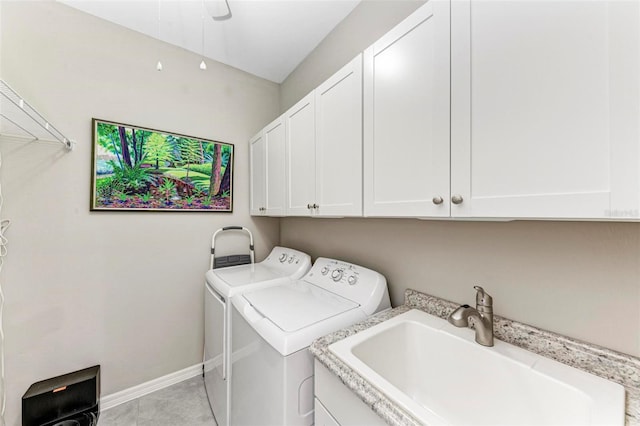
left=264, top=118, right=286, bottom=216
left=249, top=132, right=265, bottom=216
left=451, top=0, right=640, bottom=219
left=364, top=1, right=450, bottom=218
left=315, top=54, right=363, bottom=217
left=285, top=93, right=316, bottom=216
left=315, top=361, right=387, bottom=426
left=314, top=399, right=340, bottom=426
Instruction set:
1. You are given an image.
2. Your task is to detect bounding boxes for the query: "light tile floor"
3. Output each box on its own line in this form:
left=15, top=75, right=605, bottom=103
left=99, top=376, right=216, bottom=426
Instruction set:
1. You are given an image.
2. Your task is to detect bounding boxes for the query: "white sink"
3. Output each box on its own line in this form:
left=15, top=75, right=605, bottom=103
left=329, top=309, right=625, bottom=425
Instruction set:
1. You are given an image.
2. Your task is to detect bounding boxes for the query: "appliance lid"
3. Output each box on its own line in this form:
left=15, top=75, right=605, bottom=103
left=210, top=264, right=285, bottom=286
left=204, top=246, right=312, bottom=297
left=244, top=281, right=359, bottom=332
left=206, top=264, right=288, bottom=295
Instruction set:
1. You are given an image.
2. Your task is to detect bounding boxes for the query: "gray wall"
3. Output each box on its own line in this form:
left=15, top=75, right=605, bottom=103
left=281, top=218, right=640, bottom=357
left=280, top=0, right=426, bottom=112
left=0, top=2, right=280, bottom=424
left=279, top=0, right=640, bottom=358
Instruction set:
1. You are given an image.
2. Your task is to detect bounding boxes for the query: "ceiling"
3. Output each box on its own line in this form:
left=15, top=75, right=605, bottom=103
left=58, top=0, right=360, bottom=83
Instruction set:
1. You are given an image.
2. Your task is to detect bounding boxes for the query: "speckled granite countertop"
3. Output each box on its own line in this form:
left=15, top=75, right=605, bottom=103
left=310, top=289, right=640, bottom=426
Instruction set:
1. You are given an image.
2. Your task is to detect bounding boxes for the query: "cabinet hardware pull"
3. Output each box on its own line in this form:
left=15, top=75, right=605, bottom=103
left=451, top=195, right=464, bottom=205
left=307, top=204, right=312, bottom=209
left=432, top=196, right=444, bottom=205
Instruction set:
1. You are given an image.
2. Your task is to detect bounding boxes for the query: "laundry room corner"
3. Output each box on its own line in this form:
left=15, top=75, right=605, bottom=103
left=0, top=2, right=281, bottom=425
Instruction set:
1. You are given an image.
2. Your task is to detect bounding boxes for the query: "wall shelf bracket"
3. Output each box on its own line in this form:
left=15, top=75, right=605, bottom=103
left=0, top=79, right=74, bottom=151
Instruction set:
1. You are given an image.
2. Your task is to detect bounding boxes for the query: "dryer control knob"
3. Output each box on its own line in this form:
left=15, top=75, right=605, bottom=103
left=331, top=269, right=344, bottom=282
left=321, top=266, right=330, bottom=275
left=279, top=253, right=288, bottom=263
left=288, top=256, right=294, bottom=263
left=347, top=275, right=358, bottom=286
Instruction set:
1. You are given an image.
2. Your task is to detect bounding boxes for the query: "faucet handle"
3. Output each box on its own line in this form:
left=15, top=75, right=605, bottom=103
left=474, top=285, right=493, bottom=308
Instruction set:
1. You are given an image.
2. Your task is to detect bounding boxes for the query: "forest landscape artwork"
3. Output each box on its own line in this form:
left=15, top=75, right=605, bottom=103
left=91, top=119, right=233, bottom=212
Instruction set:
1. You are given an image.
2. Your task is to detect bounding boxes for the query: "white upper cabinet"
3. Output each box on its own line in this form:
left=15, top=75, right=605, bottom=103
left=264, top=117, right=286, bottom=216
left=249, top=117, right=286, bottom=216
left=315, top=54, right=363, bottom=217
left=249, top=132, right=265, bottom=216
left=253, top=0, right=640, bottom=221
left=450, top=0, right=640, bottom=219
left=363, top=0, right=450, bottom=217
left=285, top=54, right=363, bottom=217
left=285, top=93, right=316, bottom=216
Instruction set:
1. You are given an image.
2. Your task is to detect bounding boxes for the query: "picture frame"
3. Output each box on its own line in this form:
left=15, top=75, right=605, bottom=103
left=90, top=118, right=233, bottom=212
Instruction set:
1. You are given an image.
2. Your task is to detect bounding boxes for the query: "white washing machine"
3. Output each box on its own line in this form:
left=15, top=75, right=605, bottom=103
left=204, top=246, right=312, bottom=426
left=229, top=257, right=390, bottom=426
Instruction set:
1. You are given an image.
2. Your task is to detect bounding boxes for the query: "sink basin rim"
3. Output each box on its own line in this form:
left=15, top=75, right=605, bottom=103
left=328, top=309, right=626, bottom=426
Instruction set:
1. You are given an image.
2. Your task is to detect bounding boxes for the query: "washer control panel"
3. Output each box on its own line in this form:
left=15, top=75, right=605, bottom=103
left=263, top=246, right=312, bottom=278
left=276, top=251, right=301, bottom=265
left=304, top=257, right=389, bottom=315
left=313, top=260, right=359, bottom=286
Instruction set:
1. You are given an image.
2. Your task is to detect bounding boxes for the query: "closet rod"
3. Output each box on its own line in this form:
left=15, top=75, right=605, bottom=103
left=0, top=79, right=74, bottom=150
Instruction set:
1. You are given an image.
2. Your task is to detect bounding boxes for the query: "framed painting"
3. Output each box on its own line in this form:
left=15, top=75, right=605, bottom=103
left=91, top=118, right=233, bottom=212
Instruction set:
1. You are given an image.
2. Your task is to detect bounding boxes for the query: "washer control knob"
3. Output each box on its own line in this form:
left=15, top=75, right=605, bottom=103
left=347, top=275, right=358, bottom=286
left=331, top=269, right=344, bottom=282
left=321, top=266, right=330, bottom=275
left=279, top=253, right=288, bottom=263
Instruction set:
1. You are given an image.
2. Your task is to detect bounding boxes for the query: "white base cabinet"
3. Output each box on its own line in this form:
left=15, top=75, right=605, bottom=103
left=314, top=360, right=386, bottom=426
left=314, top=399, right=340, bottom=426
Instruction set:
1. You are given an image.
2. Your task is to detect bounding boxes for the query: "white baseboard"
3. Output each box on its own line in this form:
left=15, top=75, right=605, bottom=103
left=100, top=363, right=203, bottom=411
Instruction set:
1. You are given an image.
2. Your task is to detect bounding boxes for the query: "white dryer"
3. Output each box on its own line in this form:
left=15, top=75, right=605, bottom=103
left=204, top=246, right=312, bottom=426
left=230, top=258, right=390, bottom=426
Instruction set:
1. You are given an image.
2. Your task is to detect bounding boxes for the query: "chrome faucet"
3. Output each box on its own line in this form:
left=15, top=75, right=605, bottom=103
left=447, top=286, right=494, bottom=346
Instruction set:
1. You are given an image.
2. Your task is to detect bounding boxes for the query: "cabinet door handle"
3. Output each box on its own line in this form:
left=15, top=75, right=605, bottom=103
left=451, top=195, right=464, bottom=205
left=312, top=204, right=319, bottom=209
left=307, top=204, right=312, bottom=210
left=432, top=196, right=444, bottom=205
